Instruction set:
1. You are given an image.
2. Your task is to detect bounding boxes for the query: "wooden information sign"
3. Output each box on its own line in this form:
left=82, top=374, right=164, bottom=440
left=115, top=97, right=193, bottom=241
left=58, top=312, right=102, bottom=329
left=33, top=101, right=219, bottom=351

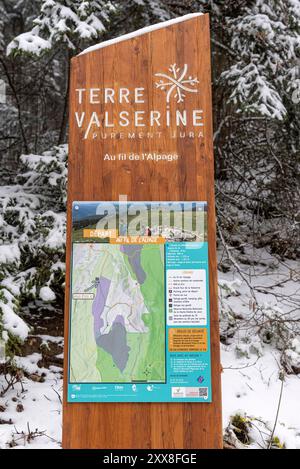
left=63, top=12, right=222, bottom=449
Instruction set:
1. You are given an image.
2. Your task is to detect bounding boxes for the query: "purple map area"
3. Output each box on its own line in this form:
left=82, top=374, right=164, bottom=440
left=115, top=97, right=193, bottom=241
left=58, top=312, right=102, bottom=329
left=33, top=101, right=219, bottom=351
left=114, top=314, right=125, bottom=326
left=120, top=245, right=146, bottom=284
left=92, top=276, right=110, bottom=340
left=91, top=275, right=130, bottom=373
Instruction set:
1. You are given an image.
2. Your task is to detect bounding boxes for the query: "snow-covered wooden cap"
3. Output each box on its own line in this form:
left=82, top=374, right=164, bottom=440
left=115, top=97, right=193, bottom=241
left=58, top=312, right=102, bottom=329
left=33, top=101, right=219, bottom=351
left=79, top=13, right=203, bottom=55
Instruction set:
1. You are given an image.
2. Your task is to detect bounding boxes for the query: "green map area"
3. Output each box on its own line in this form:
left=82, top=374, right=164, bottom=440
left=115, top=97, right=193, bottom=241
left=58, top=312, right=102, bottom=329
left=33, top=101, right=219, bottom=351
left=69, top=243, right=165, bottom=383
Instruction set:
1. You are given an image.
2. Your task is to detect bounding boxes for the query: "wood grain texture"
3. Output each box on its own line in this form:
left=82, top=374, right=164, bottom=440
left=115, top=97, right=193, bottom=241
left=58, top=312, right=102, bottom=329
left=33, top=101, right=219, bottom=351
left=63, top=13, right=222, bottom=449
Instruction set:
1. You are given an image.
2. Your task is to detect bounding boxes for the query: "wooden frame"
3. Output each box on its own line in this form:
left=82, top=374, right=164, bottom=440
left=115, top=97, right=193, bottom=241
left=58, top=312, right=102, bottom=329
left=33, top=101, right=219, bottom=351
left=63, top=13, right=222, bottom=449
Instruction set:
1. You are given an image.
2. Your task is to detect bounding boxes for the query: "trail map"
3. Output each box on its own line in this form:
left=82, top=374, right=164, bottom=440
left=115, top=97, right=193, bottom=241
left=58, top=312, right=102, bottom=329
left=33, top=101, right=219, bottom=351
left=68, top=201, right=212, bottom=403
left=70, top=243, right=165, bottom=383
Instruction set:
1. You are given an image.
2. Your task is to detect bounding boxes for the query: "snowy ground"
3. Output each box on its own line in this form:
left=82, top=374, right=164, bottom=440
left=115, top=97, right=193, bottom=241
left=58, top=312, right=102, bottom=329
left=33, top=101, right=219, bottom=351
left=220, top=248, right=300, bottom=449
left=0, top=248, right=299, bottom=449
left=0, top=352, right=62, bottom=448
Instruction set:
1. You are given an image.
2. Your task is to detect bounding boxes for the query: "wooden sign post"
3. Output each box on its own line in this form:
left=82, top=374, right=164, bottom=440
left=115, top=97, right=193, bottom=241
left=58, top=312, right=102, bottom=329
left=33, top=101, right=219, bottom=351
left=63, top=13, right=222, bottom=449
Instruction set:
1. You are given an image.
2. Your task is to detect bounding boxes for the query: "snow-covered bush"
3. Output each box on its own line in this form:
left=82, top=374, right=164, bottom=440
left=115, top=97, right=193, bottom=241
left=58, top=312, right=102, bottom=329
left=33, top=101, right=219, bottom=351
left=281, top=338, right=300, bottom=375
left=258, top=304, right=292, bottom=350
left=221, top=0, right=300, bottom=120
left=0, top=145, right=67, bottom=355
left=6, top=0, right=109, bottom=57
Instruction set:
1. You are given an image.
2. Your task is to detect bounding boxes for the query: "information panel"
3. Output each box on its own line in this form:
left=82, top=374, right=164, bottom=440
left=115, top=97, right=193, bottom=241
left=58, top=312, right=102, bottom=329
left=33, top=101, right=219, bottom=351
left=63, top=13, right=223, bottom=448
left=67, top=201, right=211, bottom=403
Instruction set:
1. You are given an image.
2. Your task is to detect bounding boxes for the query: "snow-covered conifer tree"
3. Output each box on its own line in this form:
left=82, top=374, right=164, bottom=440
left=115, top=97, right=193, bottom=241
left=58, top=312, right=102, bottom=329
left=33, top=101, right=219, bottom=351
left=7, top=0, right=111, bottom=56
left=221, top=0, right=300, bottom=121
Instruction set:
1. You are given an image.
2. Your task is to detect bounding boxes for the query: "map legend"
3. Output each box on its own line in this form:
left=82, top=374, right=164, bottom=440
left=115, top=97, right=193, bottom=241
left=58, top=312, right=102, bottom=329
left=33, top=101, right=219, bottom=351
left=166, top=269, right=207, bottom=326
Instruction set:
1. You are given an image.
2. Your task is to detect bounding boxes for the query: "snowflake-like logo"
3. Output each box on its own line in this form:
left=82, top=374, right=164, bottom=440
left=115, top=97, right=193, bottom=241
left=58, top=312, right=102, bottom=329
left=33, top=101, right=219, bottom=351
left=154, top=63, right=199, bottom=103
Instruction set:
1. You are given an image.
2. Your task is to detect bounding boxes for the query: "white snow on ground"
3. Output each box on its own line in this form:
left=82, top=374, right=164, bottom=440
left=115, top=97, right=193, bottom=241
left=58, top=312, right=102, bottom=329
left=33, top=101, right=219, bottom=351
left=37, top=335, right=64, bottom=345
left=222, top=347, right=300, bottom=448
left=219, top=248, right=300, bottom=449
left=0, top=354, right=62, bottom=449
left=0, top=248, right=299, bottom=448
